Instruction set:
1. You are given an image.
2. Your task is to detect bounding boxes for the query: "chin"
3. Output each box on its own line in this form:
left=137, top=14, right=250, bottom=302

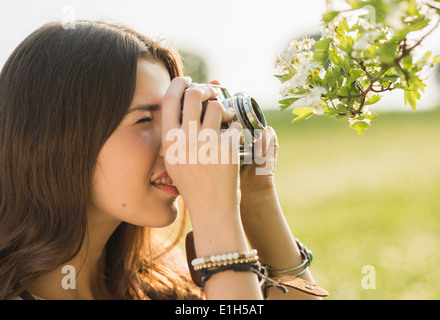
left=131, top=201, right=179, bottom=228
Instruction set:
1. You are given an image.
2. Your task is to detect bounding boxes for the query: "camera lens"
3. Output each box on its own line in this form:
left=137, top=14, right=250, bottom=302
left=223, top=95, right=267, bottom=140
left=241, top=96, right=266, bottom=130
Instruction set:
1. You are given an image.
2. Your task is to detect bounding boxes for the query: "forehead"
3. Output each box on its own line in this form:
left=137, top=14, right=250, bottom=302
left=131, top=59, right=171, bottom=107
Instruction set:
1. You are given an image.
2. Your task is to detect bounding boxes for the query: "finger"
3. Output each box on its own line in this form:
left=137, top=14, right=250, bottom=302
left=218, top=121, right=242, bottom=164
left=254, top=126, right=277, bottom=158
left=233, top=91, right=248, bottom=97
left=227, top=120, right=243, bottom=134
left=201, top=100, right=236, bottom=131
left=181, top=84, right=217, bottom=128
left=162, top=76, right=192, bottom=135
left=209, top=80, right=221, bottom=85
left=224, top=121, right=243, bottom=145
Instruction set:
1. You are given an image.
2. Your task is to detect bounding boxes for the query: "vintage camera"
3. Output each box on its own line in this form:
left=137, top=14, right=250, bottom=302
left=182, top=83, right=267, bottom=163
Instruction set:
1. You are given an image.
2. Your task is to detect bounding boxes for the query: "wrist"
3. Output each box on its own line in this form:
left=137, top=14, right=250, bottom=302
left=240, top=187, right=278, bottom=215
left=190, top=209, right=250, bottom=258
left=184, top=194, right=240, bottom=220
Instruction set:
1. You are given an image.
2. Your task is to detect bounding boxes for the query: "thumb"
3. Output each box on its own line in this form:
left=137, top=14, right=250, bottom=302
left=254, top=126, right=278, bottom=158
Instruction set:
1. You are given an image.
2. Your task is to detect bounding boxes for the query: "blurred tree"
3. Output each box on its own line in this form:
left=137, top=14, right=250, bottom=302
left=180, top=50, right=209, bottom=84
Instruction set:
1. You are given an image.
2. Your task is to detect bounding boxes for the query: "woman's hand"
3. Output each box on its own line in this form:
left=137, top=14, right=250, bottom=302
left=240, top=126, right=279, bottom=203
left=205, top=83, right=280, bottom=204
left=162, top=77, right=262, bottom=299
left=234, top=86, right=279, bottom=212
left=161, top=77, right=241, bottom=218
left=161, top=77, right=250, bottom=257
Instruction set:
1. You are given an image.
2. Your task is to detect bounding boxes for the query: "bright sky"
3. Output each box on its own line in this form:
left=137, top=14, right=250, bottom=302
left=1, top=0, right=439, bottom=111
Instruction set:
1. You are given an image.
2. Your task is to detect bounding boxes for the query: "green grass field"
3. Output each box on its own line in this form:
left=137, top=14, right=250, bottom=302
left=264, top=107, right=440, bottom=299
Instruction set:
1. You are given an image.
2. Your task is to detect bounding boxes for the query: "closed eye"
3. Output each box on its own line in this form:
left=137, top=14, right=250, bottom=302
left=136, top=117, right=153, bottom=124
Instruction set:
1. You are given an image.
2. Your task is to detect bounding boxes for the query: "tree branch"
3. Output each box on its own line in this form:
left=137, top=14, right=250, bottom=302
left=407, top=16, right=440, bottom=53
left=371, top=82, right=393, bottom=93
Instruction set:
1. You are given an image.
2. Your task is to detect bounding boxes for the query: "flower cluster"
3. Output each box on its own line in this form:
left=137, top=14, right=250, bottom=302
left=275, top=38, right=328, bottom=115
left=275, top=0, right=440, bottom=135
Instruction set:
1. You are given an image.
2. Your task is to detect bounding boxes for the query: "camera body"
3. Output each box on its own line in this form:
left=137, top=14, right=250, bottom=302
left=183, top=83, right=267, bottom=162
left=183, top=83, right=267, bottom=163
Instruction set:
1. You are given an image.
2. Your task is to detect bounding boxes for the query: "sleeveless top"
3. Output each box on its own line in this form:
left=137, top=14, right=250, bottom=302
left=14, top=290, right=41, bottom=300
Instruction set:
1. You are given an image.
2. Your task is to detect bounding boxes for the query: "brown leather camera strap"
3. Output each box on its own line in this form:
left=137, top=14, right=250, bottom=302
left=185, top=230, right=328, bottom=298
left=185, top=230, right=203, bottom=287
left=264, top=275, right=328, bottom=297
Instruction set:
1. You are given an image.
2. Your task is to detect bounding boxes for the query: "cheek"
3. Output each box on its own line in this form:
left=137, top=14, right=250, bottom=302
left=89, top=129, right=160, bottom=220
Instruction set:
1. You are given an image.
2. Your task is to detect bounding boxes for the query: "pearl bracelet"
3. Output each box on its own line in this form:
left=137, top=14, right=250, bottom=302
left=191, top=249, right=259, bottom=271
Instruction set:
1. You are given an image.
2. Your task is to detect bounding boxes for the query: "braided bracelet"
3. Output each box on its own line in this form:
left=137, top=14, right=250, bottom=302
left=196, top=261, right=287, bottom=294
left=266, top=238, right=313, bottom=277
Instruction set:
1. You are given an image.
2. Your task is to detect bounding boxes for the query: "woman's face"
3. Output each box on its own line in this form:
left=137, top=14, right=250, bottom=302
left=88, top=59, right=180, bottom=228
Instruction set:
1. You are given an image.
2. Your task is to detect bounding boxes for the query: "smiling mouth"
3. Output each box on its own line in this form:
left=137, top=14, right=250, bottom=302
left=151, top=175, right=174, bottom=186
left=152, top=183, right=180, bottom=195
left=150, top=172, right=179, bottom=195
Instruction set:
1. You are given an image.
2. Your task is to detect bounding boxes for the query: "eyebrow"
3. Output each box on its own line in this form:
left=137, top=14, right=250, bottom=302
left=126, top=104, right=160, bottom=114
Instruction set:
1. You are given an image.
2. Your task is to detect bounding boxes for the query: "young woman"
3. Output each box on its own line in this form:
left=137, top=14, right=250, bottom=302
left=0, top=20, right=324, bottom=300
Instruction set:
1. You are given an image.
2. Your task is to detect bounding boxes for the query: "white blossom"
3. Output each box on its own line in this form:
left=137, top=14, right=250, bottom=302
left=321, top=19, right=337, bottom=39
left=353, top=30, right=381, bottom=51
left=319, top=68, right=327, bottom=80
left=304, top=86, right=327, bottom=115
left=358, top=17, right=374, bottom=30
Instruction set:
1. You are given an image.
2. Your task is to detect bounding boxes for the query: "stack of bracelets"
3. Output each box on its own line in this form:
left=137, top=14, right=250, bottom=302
left=190, top=238, right=313, bottom=293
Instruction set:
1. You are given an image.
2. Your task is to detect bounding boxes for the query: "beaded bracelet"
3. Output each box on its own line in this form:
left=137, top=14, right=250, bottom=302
left=191, top=249, right=259, bottom=271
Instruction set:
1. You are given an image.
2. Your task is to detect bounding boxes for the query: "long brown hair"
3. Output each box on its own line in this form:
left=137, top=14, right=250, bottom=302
left=0, top=20, right=197, bottom=300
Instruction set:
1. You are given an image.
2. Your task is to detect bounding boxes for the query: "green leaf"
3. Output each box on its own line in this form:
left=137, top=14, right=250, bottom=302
left=328, top=48, right=341, bottom=66
left=363, top=45, right=378, bottom=60
left=378, top=42, right=398, bottom=64
left=322, top=11, right=339, bottom=23
left=348, top=69, right=365, bottom=84
left=274, top=73, right=292, bottom=83
left=337, top=86, right=349, bottom=97
left=382, top=74, right=400, bottom=82
left=417, top=51, right=432, bottom=64
left=393, top=27, right=411, bottom=43
left=279, top=97, right=303, bottom=110
left=313, top=38, right=333, bottom=51
left=313, top=51, right=329, bottom=65
left=363, top=114, right=377, bottom=120
left=338, top=35, right=354, bottom=53
left=349, top=120, right=370, bottom=135
left=402, top=55, right=412, bottom=69
left=404, top=90, right=418, bottom=111
left=336, top=103, right=350, bottom=114
left=291, top=107, right=314, bottom=123
left=408, top=17, right=430, bottom=32
left=365, top=95, right=381, bottom=106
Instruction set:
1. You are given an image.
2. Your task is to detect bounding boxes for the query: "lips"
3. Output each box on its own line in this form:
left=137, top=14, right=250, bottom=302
left=150, top=170, right=179, bottom=195
left=152, top=175, right=174, bottom=185
left=151, top=170, right=169, bottom=182
left=152, top=184, right=180, bottom=195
